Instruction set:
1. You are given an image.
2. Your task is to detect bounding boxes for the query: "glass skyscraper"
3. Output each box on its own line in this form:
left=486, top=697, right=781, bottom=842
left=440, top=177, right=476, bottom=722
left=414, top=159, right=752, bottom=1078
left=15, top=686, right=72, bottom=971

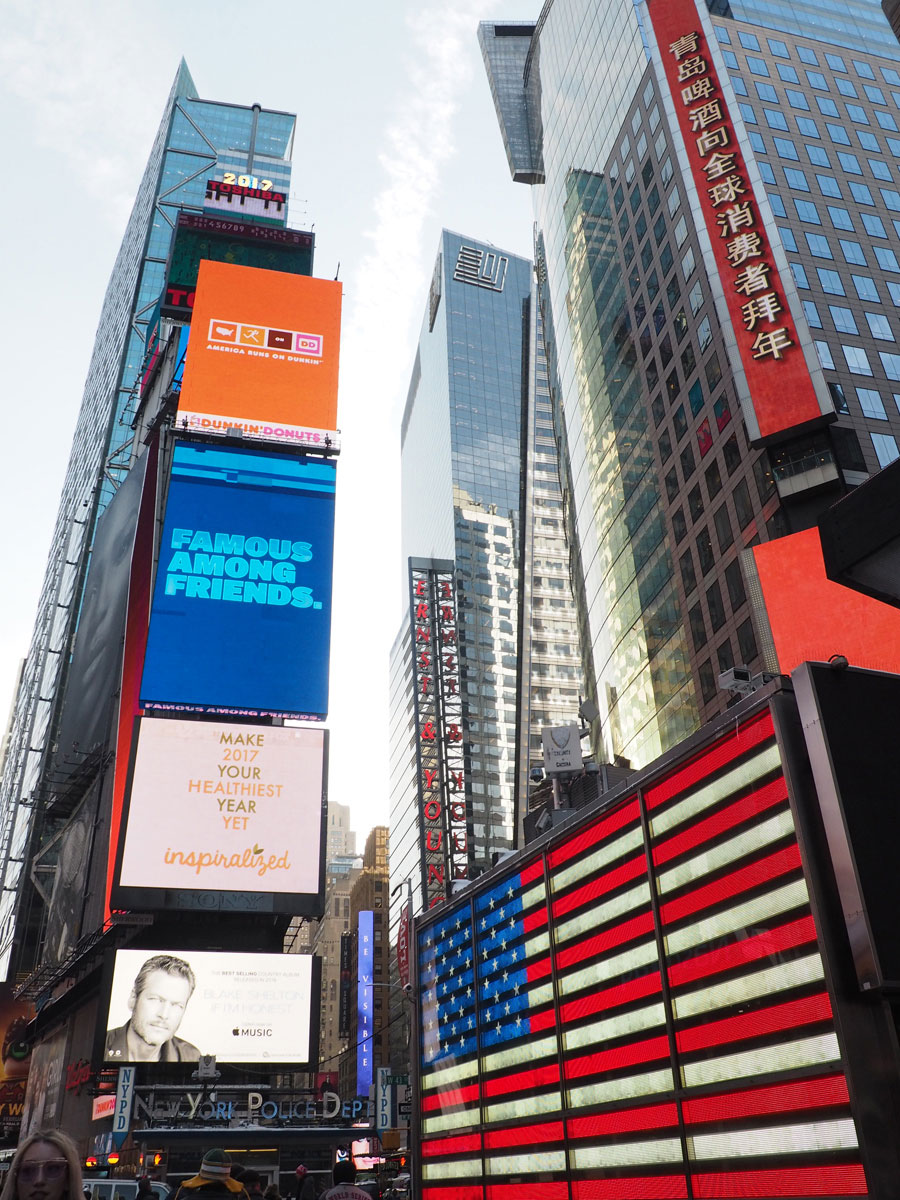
left=481, top=0, right=900, bottom=772
left=0, top=63, right=295, bottom=978
left=389, top=230, right=583, bottom=915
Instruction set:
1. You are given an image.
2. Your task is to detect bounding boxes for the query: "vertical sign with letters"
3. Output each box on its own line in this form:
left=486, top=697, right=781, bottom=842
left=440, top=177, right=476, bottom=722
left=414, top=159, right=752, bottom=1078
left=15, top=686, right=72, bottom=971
left=357, top=911, right=374, bottom=1096
left=113, top=1066, right=134, bottom=1148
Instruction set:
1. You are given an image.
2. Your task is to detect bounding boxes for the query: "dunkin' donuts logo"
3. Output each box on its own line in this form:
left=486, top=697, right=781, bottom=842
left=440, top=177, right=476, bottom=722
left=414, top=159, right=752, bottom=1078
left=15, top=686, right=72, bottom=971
left=208, top=318, right=323, bottom=357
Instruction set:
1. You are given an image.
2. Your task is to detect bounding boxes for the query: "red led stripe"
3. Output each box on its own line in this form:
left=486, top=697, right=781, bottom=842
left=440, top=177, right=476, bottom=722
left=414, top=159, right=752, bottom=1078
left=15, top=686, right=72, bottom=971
left=530, top=1006, right=559, bottom=1032
left=676, top=992, right=833, bottom=1053
left=555, top=910, right=656, bottom=970
left=564, top=1033, right=670, bottom=1080
left=560, top=970, right=663, bottom=1024
left=549, top=798, right=640, bottom=867
left=660, top=843, right=802, bottom=925
left=487, top=1184, right=569, bottom=1200
left=568, top=1101, right=679, bottom=1137
left=529, top=954, right=553, bottom=981
left=571, top=1177, right=688, bottom=1199
left=422, top=1188, right=483, bottom=1200
left=645, top=711, right=775, bottom=811
left=668, top=914, right=817, bottom=987
left=421, top=1133, right=482, bottom=1157
left=552, top=853, right=648, bottom=919
left=484, top=1060, right=560, bottom=1097
left=521, top=858, right=545, bottom=885
left=484, top=1120, right=564, bottom=1148
left=682, top=1073, right=850, bottom=1124
left=653, top=776, right=788, bottom=867
left=692, top=1164, right=868, bottom=1197
left=421, top=1082, right=480, bottom=1111
left=524, top=906, right=549, bottom=932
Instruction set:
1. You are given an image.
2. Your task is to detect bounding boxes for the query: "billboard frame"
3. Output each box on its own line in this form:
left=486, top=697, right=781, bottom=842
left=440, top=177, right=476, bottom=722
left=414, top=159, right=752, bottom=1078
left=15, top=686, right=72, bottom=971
left=110, top=716, right=327, bottom=917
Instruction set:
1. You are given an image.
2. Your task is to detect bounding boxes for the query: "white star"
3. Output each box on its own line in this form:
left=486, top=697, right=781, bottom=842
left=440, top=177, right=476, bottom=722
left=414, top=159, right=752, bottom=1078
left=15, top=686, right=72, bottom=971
left=516, top=1016, right=522, bottom=1028
left=504, top=1002, right=511, bottom=1015
left=459, top=1035, right=465, bottom=1048
left=503, top=971, right=509, bottom=982
left=501, top=939, right=507, bottom=951
left=509, top=917, right=515, bottom=929
left=481, top=918, right=486, bottom=930
left=442, top=1040, right=448, bottom=1053
left=448, top=935, right=454, bottom=949
left=440, top=926, right=446, bottom=938
left=482, top=949, right=489, bottom=961
left=466, top=986, right=472, bottom=998
left=456, top=917, right=462, bottom=930
left=449, top=964, right=455, bottom=976
left=466, top=955, right=471, bottom=968
left=507, top=886, right=514, bottom=899
left=468, top=1017, right=474, bottom=1029
left=494, top=989, right=500, bottom=1003
left=451, top=1023, right=456, bottom=1036
left=442, top=982, right=448, bottom=994
left=489, top=898, right=495, bottom=910
left=485, top=1008, right=491, bottom=1021
left=491, top=927, right=497, bottom=941
left=514, top=982, right=520, bottom=995
left=495, top=1022, right=502, bottom=1035
left=511, top=949, right=518, bottom=962
left=441, top=954, right=447, bottom=966
left=500, top=907, right=506, bottom=919
left=493, top=960, right=499, bottom=972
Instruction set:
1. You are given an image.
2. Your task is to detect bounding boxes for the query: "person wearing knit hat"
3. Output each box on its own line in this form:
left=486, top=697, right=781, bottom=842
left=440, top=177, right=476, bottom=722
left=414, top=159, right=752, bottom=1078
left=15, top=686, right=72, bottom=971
left=172, top=1151, right=249, bottom=1200
left=294, top=1167, right=315, bottom=1200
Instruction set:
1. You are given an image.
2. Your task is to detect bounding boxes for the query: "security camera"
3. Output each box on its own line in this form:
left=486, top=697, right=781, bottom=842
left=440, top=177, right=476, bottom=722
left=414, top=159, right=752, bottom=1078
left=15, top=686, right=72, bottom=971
left=535, top=809, right=553, bottom=834
left=530, top=766, right=544, bottom=783
left=828, top=653, right=849, bottom=670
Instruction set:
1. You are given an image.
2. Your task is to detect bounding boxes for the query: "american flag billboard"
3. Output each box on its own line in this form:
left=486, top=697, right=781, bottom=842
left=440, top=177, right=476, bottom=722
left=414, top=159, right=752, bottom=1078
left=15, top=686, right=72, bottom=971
left=415, top=703, right=873, bottom=1198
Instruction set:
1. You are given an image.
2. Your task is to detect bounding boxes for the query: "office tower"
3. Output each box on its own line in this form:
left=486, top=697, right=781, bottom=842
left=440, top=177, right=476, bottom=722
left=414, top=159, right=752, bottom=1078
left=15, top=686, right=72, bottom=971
left=0, top=62, right=296, bottom=979
left=389, top=230, right=584, bottom=917
left=480, top=0, right=900, bottom=773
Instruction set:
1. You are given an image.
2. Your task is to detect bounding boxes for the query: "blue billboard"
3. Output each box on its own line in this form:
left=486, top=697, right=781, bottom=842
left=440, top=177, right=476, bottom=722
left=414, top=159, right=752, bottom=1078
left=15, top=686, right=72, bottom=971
left=140, top=441, right=335, bottom=719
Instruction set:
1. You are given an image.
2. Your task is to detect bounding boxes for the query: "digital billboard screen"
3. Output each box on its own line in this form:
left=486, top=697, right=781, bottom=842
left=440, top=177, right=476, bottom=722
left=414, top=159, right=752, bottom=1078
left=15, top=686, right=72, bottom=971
left=176, top=259, right=341, bottom=445
left=104, top=948, right=317, bottom=1065
left=139, top=442, right=335, bottom=720
left=113, top=718, right=326, bottom=915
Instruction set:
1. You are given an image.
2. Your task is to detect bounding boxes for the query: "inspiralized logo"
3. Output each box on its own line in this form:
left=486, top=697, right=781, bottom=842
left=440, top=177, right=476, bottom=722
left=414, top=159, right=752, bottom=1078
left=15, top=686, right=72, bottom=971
left=208, top=318, right=323, bottom=357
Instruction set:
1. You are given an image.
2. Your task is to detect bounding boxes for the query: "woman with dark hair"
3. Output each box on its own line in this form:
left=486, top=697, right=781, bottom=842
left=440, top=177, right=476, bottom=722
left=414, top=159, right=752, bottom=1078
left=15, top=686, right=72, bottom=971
left=0, top=1131, right=83, bottom=1200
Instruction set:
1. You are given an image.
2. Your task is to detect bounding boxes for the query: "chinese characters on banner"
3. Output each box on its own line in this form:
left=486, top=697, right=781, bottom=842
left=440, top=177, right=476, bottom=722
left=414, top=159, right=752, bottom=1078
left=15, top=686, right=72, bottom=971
left=647, top=0, right=827, bottom=441
left=409, top=564, right=470, bottom=908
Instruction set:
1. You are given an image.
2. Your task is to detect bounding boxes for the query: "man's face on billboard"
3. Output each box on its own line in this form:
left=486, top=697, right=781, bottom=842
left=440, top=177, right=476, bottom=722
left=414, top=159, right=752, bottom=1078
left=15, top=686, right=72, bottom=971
left=129, top=969, right=191, bottom=1049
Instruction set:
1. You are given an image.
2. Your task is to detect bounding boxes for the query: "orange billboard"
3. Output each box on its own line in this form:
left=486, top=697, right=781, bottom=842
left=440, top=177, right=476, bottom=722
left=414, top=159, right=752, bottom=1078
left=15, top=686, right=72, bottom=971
left=177, top=260, right=341, bottom=448
left=750, top=527, right=900, bottom=675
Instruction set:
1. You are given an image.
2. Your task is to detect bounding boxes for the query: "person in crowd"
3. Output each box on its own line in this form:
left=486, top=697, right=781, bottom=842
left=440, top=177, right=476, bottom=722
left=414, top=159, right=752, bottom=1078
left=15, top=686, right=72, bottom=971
left=136, top=1178, right=155, bottom=1200
left=238, top=1174, right=262, bottom=1200
left=294, top=1168, right=316, bottom=1200
left=0, top=1130, right=83, bottom=1200
left=263, top=1185, right=280, bottom=1200
left=172, top=1151, right=248, bottom=1200
left=106, top=954, right=200, bottom=1062
left=320, top=1163, right=372, bottom=1200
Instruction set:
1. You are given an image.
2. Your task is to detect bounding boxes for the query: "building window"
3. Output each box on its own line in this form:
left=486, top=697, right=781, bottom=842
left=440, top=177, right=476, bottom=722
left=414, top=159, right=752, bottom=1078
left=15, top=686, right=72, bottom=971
left=778, top=63, right=800, bottom=85
left=816, top=268, right=844, bottom=295
left=829, top=306, right=858, bottom=335
left=680, top=549, right=697, bottom=595
left=838, top=239, right=866, bottom=266
left=699, top=659, right=717, bottom=704
left=852, top=275, right=880, bottom=302
left=815, top=341, right=836, bottom=370
left=790, top=262, right=810, bottom=288
left=725, top=558, right=747, bottom=609
left=816, top=173, right=842, bottom=197
left=836, top=152, right=862, bottom=174
left=747, top=56, right=769, bottom=77
left=865, top=312, right=893, bottom=341
left=795, top=199, right=821, bottom=223
left=714, top=504, right=734, bottom=553
left=773, top=136, right=799, bottom=160
left=705, top=458, right=723, bottom=498
left=797, top=116, right=820, bottom=138
left=802, top=300, right=822, bottom=328
left=807, top=70, right=828, bottom=91
left=717, top=638, right=735, bottom=673
left=827, top=53, right=848, bottom=73
left=880, top=350, right=900, bottom=380
left=690, top=603, right=707, bottom=651
left=874, top=246, right=900, bottom=272
left=766, top=110, right=790, bottom=132
left=843, top=346, right=873, bottom=376
left=688, top=484, right=704, bottom=521
left=737, top=619, right=758, bottom=663
left=848, top=181, right=874, bottom=205
left=856, top=387, right=887, bottom=417
left=805, top=232, right=832, bottom=258
left=672, top=507, right=687, bottom=543
left=768, top=38, right=789, bottom=58
left=784, top=167, right=810, bottom=191
left=872, top=432, right=900, bottom=466
left=707, top=581, right=726, bottom=632
left=733, top=479, right=755, bottom=529
left=697, top=527, right=715, bottom=575
left=861, top=212, right=886, bottom=237
left=826, top=123, right=851, bottom=145
left=756, top=83, right=778, bottom=103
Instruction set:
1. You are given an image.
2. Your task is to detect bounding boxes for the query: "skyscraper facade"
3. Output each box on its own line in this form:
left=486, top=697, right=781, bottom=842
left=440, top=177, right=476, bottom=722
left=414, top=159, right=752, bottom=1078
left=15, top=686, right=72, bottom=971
left=0, top=63, right=296, bottom=979
left=389, top=230, right=583, bottom=915
left=480, top=0, right=900, bottom=773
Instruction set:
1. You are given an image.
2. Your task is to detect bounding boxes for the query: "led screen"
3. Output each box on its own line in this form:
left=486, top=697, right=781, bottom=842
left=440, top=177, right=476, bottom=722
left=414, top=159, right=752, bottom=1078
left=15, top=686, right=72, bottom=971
left=113, top=718, right=325, bottom=914
left=176, top=259, right=341, bottom=444
left=140, top=442, right=335, bottom=719
left=104, top=948, right=316, bottom=1065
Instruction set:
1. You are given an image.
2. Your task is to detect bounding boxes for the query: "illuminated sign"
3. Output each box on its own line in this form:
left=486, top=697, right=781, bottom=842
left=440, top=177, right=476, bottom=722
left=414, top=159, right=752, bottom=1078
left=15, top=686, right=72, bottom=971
left=176, top=260, right=341, bottom=444
left=415, top=708, right=869, bottom=1197
left=748, top=527, right=900, bottom=676
left=113, top=718, right=325, bottom=914
left=140, top=442, right=334, bottom=720
left=409, top=561, right=469, bottom=909
left=204, top=179, right=286, bottom=226
left=92, top=1095, right=116, bottom=1121
left=357, top=912, right=374, bottom=1096
left=105, top=949, right=316, bottom=1065
left=646, top=0, right=831, bottom=442
left=130, top=1088, right=368, bottom=1125
left=161, top=213, right=313, bottom=321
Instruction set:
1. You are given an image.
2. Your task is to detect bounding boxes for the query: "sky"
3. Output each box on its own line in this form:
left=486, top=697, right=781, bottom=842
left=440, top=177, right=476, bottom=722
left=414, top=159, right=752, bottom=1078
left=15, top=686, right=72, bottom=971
left=0, top=0, right=536, bottom=843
